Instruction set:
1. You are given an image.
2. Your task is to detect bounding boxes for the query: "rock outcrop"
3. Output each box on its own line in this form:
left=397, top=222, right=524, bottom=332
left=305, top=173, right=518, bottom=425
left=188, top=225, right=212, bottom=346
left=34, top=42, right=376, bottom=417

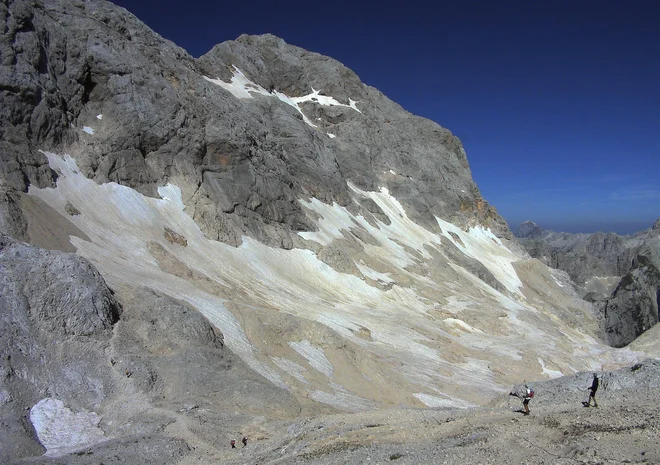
left=0, top=234, right=120, bottom=461
left=602, top=225, right=660, bottom=347
left=517, top=220, right=660, bottom=346
left=0, top=235, right=302, bottom=463
left=0, top=0, right=507, bottom=252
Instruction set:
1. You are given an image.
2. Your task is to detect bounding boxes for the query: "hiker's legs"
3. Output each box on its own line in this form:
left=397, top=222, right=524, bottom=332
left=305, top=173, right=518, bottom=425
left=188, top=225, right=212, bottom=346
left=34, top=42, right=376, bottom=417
left=523, top=399, right=530, bottom=414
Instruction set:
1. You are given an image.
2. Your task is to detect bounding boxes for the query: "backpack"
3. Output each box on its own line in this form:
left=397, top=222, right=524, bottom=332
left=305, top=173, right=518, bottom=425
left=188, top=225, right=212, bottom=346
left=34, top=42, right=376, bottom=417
left=527, top=387, right=534, bottom=398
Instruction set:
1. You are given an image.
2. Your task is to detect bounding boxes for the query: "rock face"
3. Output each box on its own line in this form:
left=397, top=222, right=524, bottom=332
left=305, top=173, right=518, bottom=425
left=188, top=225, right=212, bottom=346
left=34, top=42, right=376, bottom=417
left=0, top=234, right=120, bottom=461
left=602, top=228, right=660, bottom=347
left=0, top=235, right=301, bottom=463
left=517, top=220, right=660, bottom=346
left=0, top=0, right=507, bottom=251
left=516, top=220, right=642, bottom=287
left=1, top=1, right=659, bottom=463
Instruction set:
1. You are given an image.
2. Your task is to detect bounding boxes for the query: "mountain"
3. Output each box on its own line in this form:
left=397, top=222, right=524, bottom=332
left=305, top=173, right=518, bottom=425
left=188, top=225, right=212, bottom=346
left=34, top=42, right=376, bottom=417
left=1, top=0, right=658, bottom=462
left=516, top=220, right=660, bottom=347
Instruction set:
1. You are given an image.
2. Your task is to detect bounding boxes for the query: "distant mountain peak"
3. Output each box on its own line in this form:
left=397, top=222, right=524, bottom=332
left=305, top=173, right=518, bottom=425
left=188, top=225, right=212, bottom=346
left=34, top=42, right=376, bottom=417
left=517, top=220, right=545, bottom=238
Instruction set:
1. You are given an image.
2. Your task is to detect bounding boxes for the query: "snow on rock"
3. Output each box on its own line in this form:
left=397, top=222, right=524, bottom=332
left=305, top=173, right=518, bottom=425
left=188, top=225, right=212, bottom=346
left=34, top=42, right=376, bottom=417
left=436, top=218, right=523, bottom=295
left=30, top=398, right=106, bottom=457
left=414, top=393, right=476, bottom=409
left=271, top=357, right=310, bottom=384
left=327, top=133, right=336, bottom=138
left=82, top=126, right=95, bottom=135
left=538, top=357, right=564, bottom=378
left=356, top=262, right=394, bottom=284
left=289, top=340, right=334, bottom=378
left=96, top=114, right=103, bottom=120
left=311, top=382, right=375, bottom=412
left=204, top=66, right=360, bottom=128
left=28, top=151, right=649, bottom=411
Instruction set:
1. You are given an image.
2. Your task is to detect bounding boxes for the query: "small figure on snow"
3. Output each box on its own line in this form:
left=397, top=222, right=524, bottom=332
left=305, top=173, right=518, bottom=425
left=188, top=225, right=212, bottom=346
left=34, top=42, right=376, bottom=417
left=510, top=383, right=534, bottom=415
left=582, top=373, right=599, bottom=407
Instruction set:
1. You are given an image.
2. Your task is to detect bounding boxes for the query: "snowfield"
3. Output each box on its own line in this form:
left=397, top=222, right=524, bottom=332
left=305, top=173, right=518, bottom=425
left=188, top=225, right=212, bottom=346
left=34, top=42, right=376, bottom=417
left=29, top=151, right=648, bottom=413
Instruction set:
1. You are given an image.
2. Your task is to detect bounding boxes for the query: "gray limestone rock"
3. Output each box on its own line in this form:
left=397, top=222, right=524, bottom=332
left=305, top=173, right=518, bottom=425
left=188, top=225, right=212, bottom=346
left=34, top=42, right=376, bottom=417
left=0, top=236, right=302, bottom=462
left=0, top=234, right=121, bottom=462
left=517, top=220, right=660, bottom=346
left=603, top=234, right=660, bottom=347
left=0, top=234, right=120, bottom=338
left=492, top=358, right=660, bottom=409
left=1, top=0, right=509, bottom=255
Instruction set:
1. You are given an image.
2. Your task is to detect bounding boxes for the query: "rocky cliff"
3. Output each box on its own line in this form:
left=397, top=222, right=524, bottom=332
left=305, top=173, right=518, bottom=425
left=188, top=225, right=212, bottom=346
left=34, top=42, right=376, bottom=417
left=1, top=0, right=658, bottom=463
left=1, top=0, right=506, bottom=251
left=517, top=220, right=660, bottom=346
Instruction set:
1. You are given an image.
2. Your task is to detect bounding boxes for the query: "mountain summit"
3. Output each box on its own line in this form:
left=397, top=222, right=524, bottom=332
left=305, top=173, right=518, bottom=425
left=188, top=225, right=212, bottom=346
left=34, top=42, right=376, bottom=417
left=0, top=1, right=657, bottom=462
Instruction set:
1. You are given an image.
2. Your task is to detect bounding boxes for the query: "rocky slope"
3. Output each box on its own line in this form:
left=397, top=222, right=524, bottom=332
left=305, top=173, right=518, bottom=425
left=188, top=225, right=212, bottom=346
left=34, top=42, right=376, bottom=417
left=517, top=220, right=660, bottom=347
left=1, top=0, right=658, bottom=463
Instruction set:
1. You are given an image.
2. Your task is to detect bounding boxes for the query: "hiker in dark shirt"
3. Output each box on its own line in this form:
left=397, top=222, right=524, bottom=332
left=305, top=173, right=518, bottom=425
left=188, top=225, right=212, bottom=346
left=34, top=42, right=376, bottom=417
left=582, top=373, right=599, bottom=407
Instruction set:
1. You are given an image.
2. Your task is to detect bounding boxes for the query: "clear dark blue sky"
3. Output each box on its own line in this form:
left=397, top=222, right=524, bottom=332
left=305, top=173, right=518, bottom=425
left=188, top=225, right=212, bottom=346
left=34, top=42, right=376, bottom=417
left=110, top=0, right=659, bottom=234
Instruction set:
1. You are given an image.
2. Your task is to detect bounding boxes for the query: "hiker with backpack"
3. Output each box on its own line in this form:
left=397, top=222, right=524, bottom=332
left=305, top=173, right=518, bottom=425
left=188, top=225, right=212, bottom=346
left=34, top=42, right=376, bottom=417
left=509, top=383, right=534, bottom=415
left=582, top=373, right=599, bottom=407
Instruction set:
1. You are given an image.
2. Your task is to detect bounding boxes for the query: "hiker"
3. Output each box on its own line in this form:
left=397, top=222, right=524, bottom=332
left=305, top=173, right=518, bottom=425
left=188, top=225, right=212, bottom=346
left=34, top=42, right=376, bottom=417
left=242, top=436, right=248, bottom=447
left=582, top=373, right=599, bottom=407
left=509, top=384, right=534, bottom=415
left=230, top=439, right=236, bottom=448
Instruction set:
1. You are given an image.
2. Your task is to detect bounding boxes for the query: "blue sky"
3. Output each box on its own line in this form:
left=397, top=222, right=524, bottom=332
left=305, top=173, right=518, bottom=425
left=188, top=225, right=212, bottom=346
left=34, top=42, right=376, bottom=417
left=110, top=0, right=659, bottom=234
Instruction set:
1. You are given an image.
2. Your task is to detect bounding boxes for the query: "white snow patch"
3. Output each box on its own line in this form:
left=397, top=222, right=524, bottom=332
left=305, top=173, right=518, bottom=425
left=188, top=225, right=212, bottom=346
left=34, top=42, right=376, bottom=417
left=436, top=218, right=523, bottom=295
left=203, top=67, right=269, bottom=99
left=289, top=340, right=334, bottom=378
left=538, top=357, right=564, bottom=378
left=444, top=318, right=483, bottom=333
left=389, top=169, right=397, bottom=175
left=311, top=383, right=374, bottom=411
left=96, top=114, right=103, bottom=120
left=327, top=133, right=336, bottom=139
left=413, top=393, right=475, bottom=409
left=82, top=126, right=95, bottom=135
left=30, top=398, right=106, bottom=457
left=356, top=262, right=394, bottom=284
left=271, top=357, right=309, bottom=384
left=204, top=66, right=360, bottom=128
left=299, top=184, right=443, bottom=271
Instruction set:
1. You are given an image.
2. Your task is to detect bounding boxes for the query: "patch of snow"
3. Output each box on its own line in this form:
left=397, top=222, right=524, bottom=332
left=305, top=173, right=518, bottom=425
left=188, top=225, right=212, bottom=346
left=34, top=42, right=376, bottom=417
left=444, top=318, right=483, bottom=333
left=30, top=398, right=106, bottom=457
left=203, top=67, right=269, bottom=99
left=96, top=114, right=103, bottom=120
left=414, top=393, right=475, bottom=409
left=436, top=218, right=523, bottom=295
left=538, top=357, right=564, bottom=378
left=389, top=169, right=396, bottom=175
left=271, top=357, right=309, bottom=384
left=82, top=126, right=95, bottom=135
left=356, top=262, right=394, bottom=284
left=289, top=340, right=334, bottom=378
left=204, top=67, right=360, bottom=128
left=311, top=383, right=374, bottom=411
left=327, top=133, right=336, bottom=139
